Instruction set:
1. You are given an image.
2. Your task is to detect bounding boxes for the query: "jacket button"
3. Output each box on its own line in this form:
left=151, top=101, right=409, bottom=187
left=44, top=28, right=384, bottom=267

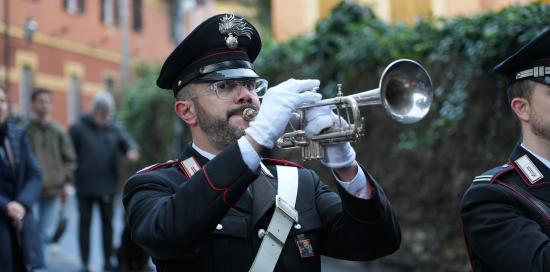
left=293, top=223, right=301, bottom=230
left=258, top=229, right=266, bottom=239
left=216, top=224, right=223, bottom=231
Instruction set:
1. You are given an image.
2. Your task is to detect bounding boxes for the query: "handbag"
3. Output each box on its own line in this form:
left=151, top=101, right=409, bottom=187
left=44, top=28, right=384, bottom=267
left=49, top=189, right=68, bottom=243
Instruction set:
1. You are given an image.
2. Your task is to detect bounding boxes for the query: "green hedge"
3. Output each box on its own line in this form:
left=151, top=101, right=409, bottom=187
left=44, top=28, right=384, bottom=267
left=256, top=2, right=549, bottom=152
left=119, top=63, right=181, bottom=166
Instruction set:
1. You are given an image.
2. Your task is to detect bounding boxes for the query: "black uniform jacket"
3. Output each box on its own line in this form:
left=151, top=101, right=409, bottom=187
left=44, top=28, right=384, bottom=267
left=461, top=145, right=550, bottom=272
left=123, top=142, right=401, bottom=272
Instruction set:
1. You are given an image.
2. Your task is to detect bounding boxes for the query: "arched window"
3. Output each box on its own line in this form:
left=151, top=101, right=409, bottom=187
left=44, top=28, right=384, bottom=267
left=19, top=66, right=34, bottom=116
left=101, top=0, right=119, bottom=26
left=68, top=74, right=81, bottom=123
left=64, top=0, right=85, bottom=14
left=133, top=0, right=143, bottom=32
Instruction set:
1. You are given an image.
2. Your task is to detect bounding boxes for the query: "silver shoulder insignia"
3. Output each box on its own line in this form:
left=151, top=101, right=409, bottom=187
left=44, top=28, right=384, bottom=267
left=472, top=164, right=512, bottom=183
left=473, top=175, right=493, bottom=183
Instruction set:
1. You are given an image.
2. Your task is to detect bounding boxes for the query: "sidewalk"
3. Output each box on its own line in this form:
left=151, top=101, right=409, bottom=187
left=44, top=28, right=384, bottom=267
left=41, top=190, right=125, bottom=272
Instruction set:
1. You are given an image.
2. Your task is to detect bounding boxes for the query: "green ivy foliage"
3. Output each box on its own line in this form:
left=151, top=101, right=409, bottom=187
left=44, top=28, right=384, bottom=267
left=256, top=1, right=550, bottom=151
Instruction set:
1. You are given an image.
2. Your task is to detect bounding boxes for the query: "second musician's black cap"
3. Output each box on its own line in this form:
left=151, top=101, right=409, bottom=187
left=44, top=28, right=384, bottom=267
left=493, top=28, right=550, bottom=86
left=156, top=14, right=262, bottom=94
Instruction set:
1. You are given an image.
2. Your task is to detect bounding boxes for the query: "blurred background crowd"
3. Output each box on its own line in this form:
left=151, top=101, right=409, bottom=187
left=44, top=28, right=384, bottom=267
left=1, top=0, right=549, bottom=271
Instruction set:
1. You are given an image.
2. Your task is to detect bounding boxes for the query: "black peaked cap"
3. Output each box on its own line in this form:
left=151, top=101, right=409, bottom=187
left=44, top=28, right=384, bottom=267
left=156, top=14, right=262, bottom=91
left=493, top=28, right=550, bottom=86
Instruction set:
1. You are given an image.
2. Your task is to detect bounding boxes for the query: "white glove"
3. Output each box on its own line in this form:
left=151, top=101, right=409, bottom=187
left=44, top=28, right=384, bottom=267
left=303, top=106, right=356, bottom=168
left=245, top=79, right=321, bottom=148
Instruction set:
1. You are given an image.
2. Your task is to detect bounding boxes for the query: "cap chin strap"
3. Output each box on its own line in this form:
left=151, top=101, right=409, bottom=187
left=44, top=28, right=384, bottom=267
left=249, top=166, right=299, bottom=272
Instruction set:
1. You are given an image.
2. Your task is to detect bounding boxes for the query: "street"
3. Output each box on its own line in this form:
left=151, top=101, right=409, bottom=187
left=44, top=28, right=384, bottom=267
left=44, top=190, right=126, bottom=272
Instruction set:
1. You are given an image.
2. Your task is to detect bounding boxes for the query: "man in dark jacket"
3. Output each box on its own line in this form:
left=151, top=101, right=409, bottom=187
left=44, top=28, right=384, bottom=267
left=123, top=14, right=400, bottom=272
left=70, top=91, right=140, bottom=271
left=0, top=86, right=44, bottom=271
left=460, top=29, right=550, bottom=271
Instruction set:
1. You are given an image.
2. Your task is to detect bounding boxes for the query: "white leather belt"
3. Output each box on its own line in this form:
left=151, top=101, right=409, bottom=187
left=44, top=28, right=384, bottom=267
left=249, top=165, right=299, bottom=272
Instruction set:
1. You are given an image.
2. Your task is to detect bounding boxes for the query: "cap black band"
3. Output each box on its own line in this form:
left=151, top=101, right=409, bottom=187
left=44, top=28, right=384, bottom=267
left=514, top=66, right=550, bottom=80
left=173, top=60, right=255, bottom=90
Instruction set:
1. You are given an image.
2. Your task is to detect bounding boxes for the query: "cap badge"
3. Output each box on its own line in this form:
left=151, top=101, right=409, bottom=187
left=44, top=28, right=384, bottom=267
left=219, top=14, right=253, bottom=49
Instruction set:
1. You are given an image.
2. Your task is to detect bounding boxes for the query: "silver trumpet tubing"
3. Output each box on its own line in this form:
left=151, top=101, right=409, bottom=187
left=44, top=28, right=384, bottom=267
left=244, top=59, right=433, bottom=161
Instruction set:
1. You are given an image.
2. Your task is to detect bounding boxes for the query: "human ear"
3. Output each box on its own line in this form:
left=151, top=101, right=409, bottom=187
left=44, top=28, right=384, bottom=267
left=510, top=97, right=530, bottom=122
left=175, top=100, right=197, bottom=126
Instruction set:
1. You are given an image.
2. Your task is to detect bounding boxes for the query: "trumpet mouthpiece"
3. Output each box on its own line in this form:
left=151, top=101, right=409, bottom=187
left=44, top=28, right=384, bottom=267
left=242, top=108, right=257, bottom=121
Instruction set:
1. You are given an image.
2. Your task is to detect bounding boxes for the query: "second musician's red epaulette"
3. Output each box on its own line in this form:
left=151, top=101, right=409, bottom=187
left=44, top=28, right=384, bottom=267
left=262, top=158, right=304, bottom=168
left=136, top=159, right=180, bottom=174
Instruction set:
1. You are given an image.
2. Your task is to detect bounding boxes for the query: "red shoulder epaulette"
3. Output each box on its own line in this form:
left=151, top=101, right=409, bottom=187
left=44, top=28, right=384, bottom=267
left=262, top=158, right=304, bottom=169
left=136, top=159, right=180, bottom=174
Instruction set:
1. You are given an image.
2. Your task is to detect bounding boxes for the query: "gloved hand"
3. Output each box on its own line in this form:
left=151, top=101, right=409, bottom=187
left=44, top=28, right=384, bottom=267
left=245, top=79, right=321, bottom=148
left=303, top=106, right=356, bottom=168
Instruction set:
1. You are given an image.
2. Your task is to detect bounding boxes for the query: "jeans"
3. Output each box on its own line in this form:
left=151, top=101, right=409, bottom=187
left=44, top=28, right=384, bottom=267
left=35, top=195, right=60, bottom=260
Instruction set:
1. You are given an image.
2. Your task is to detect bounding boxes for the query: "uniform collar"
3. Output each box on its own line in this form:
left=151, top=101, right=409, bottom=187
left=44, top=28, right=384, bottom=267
left=179, top=143, right=210, bottom=169
left=191, top=143, right=216, bottom=160
left=521, top=143, right=550, bottom=169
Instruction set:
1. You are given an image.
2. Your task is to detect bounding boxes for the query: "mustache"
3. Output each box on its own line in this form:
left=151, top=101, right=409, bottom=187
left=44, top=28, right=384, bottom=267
left=227, top=104, right=258, bottom=118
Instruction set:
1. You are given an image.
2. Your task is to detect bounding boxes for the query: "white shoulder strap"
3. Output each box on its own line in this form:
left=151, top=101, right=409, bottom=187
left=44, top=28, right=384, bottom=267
left=249, top=165, right=299, bottom=272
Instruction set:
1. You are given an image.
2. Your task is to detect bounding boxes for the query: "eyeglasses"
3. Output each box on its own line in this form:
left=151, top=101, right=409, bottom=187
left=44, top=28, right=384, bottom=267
left=191, top=78, right=268, bottom=101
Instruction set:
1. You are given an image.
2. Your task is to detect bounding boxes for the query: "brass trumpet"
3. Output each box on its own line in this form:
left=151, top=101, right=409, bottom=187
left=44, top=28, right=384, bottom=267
left=243, top=59, right=433, bottom=160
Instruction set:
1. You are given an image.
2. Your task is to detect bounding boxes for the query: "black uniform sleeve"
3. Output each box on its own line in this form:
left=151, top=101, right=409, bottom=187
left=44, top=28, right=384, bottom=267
left=314, top=165, right=401, bottom=261
left=461, top=183, right=550, bottom=271
left=123, top=142, right=258, bottom=259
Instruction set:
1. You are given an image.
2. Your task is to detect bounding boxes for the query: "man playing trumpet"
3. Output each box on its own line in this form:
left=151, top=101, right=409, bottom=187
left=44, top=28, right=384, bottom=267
left=123, top=14, right=401, bottom=271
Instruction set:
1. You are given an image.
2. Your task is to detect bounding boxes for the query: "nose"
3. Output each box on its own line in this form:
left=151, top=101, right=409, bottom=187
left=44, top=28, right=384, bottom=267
left=234, top=85, right=253, bottom=103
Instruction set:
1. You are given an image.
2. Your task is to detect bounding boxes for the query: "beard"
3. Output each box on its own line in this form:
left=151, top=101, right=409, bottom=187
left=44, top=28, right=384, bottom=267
left=530, top=107, right=550, bottom=142
left=194, top=100, right=257, bottom=150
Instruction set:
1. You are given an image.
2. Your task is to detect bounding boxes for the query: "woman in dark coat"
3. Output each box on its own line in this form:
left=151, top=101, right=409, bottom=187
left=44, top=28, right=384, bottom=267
left=0, top=86, right=44, bottom=271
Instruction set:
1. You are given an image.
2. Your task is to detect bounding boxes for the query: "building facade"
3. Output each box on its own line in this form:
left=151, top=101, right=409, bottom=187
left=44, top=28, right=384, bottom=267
left=272, top=0, right=550, bottom=41
left=0, top=0, right=213, bottom=126
left=3, top=0, right=545, bottom=126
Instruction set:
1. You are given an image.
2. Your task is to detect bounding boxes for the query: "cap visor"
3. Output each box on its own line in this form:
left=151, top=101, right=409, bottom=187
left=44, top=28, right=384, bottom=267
left=193, top=68, right=259, bottom=82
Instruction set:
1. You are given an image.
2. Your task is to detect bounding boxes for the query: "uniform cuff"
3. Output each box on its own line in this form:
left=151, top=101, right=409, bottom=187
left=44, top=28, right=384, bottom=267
left=333, top=166, right=372, bottom=199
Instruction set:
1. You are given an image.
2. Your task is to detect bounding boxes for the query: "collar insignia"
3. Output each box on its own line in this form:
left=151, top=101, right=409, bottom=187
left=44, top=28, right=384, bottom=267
left=218, top=14, right=253, bottom=49
left=180, top=156, right=201, bottom=177
left=515, top=155, right=543, bottom=184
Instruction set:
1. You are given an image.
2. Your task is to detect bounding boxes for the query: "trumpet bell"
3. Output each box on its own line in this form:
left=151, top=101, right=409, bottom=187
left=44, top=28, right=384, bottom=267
left=380, top=59, right=433, bottom=124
